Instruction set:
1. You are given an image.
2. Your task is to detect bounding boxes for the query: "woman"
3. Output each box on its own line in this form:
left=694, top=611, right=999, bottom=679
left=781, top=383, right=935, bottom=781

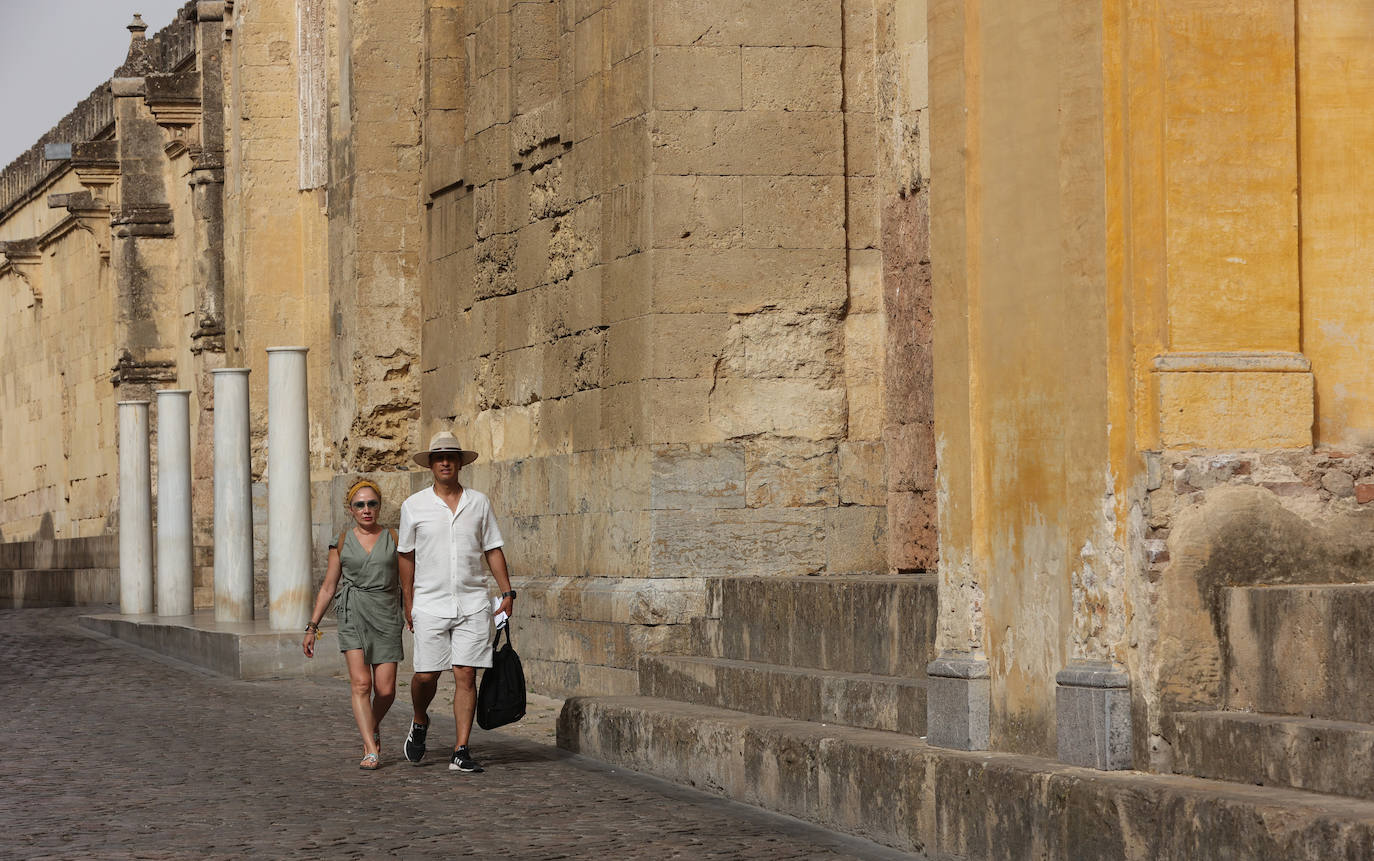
left=302, top=479, right=404, bottom=769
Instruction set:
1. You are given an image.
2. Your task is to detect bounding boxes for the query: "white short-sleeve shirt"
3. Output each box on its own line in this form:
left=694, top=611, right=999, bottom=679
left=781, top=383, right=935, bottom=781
left=397, top=485, right=505, bottom=618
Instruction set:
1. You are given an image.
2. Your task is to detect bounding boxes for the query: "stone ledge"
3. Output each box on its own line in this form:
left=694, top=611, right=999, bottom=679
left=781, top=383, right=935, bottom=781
left=0, top=568, right=118, bottom=609
left=78, top=612, right=412, bottom=680
left=639, top=654, right=927, bottom=735
left=560, top=695, right=1374, bottom=858
left=1170, top=710, right=1374, bottom=801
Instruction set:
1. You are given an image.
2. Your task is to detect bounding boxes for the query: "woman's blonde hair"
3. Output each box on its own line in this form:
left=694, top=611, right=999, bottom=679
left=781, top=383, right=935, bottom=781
left=345, top=479, right=382, bottom=504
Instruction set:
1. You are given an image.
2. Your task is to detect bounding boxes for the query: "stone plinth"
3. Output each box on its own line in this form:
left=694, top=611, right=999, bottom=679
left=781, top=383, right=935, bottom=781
left=926, top=652, right=989, bottom=751
left=79, top=611, right=414, bottom=681
left=1055, top=659, right=1132, bottom=770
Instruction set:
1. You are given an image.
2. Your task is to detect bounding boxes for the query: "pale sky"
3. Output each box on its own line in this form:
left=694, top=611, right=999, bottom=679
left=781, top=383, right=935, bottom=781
left=0, top=0, right=190, bottom=170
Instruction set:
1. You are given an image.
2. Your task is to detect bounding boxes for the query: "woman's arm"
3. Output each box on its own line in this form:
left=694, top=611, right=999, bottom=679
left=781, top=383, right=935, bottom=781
left=302, top=545, right=344, bottom=657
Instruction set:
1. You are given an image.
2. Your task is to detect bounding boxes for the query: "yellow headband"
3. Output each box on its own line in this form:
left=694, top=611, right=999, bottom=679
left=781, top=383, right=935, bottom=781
left=346, top=479, right=382, bottom=504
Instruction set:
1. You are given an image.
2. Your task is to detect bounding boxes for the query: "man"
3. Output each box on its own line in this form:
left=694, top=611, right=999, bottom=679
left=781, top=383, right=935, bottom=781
left=398, top=430, right=516, bottom=773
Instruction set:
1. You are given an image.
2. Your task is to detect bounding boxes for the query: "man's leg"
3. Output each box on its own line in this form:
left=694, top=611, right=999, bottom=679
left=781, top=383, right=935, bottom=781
left=411, top=670, right=440, bottom=724
left=452, top=665, right=477, bottom=748
left=405, top=610, right=444, bottom=763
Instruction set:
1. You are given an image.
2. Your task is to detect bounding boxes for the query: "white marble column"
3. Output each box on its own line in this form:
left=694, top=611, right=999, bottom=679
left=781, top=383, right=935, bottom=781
left=118, top=400, right=153, bottom=615
left=212, top=368, right=253, bottom=621
left=267, top=347, right=312, bottom=630
left=155, top=389, right=194, bottom=616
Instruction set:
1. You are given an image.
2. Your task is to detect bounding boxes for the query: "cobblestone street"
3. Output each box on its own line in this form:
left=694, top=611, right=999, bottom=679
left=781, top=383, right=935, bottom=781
left=1, top=609, right=918, bottom=860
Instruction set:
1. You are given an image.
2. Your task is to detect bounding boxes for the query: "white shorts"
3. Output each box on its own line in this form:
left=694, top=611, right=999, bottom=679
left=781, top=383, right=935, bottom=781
left=412, top=608, right=493, bottom=672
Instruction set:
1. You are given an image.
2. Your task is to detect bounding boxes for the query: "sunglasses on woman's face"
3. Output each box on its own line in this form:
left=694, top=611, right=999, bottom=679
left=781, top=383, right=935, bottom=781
left=351, top=499, right=380, bottom=510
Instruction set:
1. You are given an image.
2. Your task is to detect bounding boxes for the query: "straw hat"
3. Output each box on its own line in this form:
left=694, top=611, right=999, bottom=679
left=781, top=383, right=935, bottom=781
left=412, top=430, right=479, bottom=468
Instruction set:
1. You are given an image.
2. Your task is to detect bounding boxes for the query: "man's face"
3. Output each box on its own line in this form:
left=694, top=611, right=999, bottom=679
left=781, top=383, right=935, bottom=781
left=430, top=450, right=460, bottom=481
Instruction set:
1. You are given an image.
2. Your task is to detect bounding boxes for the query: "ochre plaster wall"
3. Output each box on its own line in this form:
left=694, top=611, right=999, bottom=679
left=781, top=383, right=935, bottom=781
left=1297, top=3, right=1374, bottom=449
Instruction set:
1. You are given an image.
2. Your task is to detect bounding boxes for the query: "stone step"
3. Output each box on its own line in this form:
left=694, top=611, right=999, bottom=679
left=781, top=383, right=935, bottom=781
left=701, top=575, right=937, bottom=677
left=0, top=535, right=118, bottom=570
left=79, top=611, right=388, bottom=680
left=559, top=695, right=1374, bottom=859
left=1170, top=710, right=1374, bottom=801
left=1225, top=583, right=1374, bottom=722
left=639, top=655, right=926, bottom=735
left=0, top=568, right=118, bottom=608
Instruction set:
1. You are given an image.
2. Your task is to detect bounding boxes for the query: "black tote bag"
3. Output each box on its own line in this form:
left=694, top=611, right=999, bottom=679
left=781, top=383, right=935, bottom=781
left=476, top=624, right=527, bottom=730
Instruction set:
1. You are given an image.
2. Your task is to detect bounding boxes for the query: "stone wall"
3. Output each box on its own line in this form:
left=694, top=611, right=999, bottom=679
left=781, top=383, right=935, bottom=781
left=417, top=0, right=934, bottom=696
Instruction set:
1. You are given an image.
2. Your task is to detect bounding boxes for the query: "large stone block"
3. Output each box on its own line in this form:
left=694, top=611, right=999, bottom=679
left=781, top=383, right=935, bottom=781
left=650, top=443, right=746, bottom=510
left=744, top=438, right=837, bottom=508
left=651, top=110, right=844, bottom=176
left=838, top=440, right=885, bottom=505
left=652, top=47, right=742, bottom=111
left=824, top=505, right=887, bottom=575
left=651, top=248, right=845, bottom=314
left=742, top=47, right=842, bottom=111
left=650, top=509, right=826, bottom=578
left=741, top=175, right=845, bottom=252
left=651, top=175, right=743, bottom=249
left=709, top=378, right=846, bottom=441
left=887, top=489, right=936, bottom=571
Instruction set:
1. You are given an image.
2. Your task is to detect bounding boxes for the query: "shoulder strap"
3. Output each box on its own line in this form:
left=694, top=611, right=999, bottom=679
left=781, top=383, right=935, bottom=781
left=334, top=527, right=349, bottom=550
left=389, top=527, right=398, bottom=543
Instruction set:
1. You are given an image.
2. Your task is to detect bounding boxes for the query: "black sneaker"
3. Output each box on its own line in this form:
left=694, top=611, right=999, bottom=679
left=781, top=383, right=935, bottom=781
left=403, top=720, right=428, bottom=764
left=449, top=746, right=484, bottom=773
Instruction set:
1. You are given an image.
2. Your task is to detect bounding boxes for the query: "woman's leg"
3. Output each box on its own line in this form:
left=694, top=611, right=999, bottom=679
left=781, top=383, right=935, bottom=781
left=344, top=649, right=379, bottom=756
left=371, top=662, right=397, bottom=738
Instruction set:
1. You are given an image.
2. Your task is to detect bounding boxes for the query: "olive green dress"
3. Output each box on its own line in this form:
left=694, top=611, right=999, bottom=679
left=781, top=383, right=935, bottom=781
left=331, top=528, right=404, bottom=665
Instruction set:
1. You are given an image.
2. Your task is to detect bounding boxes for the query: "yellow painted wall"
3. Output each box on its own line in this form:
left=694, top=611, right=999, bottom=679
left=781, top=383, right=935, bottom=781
left=1299, top=2, right=1374, bottom=448
left=932, top=0, right=1116, bottom=757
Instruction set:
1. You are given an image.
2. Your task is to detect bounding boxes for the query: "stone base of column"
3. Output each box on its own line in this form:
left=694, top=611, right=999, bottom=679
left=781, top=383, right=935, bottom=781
left=1055, top=660, right=1132, bottom=770
left=1153, top=351, right=1312, bottom=449
left=926, top=652, right=989, bottom=751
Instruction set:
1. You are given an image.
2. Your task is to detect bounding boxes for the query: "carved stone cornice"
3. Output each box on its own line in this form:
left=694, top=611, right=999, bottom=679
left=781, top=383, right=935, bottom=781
left=70, top=140, right=120, bottom=195
left=0, top=238, right=44, bottom=301
left=111, top=204, right=174, bottom=238
left=111, top=351, right=177, bottom=386
left=46, top=191, right=112, bottom=259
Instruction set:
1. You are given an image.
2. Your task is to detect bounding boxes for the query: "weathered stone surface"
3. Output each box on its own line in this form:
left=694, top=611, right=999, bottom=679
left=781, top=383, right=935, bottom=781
left=650, top=510, right=827, bottom=578
left=639, top=655, right=927, bottom=735
left=709, top=575, right=936, bottom=677
left=561, top=696, right=1374, bottom=860
left=652, top=47, right=742, bottom=111
left=0, top=569, right=119, bottom=609
left=651, top=443, right=746, bottom=510
left=1170, top=710, right=1374, bottom=800
left=838, top=440, right=886, bottom=505
left=1224, top=583, right=1374, bottom=723
left=744, top=439, right=837, bottom=508
left=886, top=489, right=937, bottom=570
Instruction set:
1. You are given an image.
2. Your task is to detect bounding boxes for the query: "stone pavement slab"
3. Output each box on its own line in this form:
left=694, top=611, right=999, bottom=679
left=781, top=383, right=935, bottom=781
left=0, top=608, right=919, bottom=860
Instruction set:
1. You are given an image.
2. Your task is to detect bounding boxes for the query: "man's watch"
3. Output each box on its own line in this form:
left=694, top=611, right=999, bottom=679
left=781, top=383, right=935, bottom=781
left=501, top=590, right=517, bottom=599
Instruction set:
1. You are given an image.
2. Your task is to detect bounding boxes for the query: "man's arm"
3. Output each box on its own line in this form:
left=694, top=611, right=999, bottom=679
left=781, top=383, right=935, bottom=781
left=487, top=547, right=514, bottom=617
left=399, top=550, right=416, bottom=631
